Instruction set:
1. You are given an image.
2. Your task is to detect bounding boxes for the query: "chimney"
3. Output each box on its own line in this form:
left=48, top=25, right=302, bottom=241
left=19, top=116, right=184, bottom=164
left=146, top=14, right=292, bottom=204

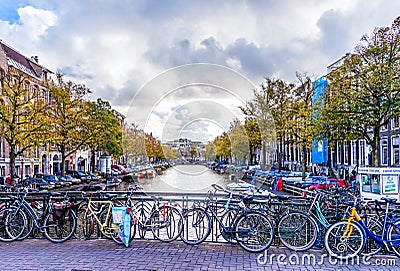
left=31, top=56, right=39, bottom=63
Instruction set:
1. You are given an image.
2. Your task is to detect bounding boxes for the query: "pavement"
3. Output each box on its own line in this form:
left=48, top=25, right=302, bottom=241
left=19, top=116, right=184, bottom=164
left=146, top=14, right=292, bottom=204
left=0, top=239, right=399, bottom=271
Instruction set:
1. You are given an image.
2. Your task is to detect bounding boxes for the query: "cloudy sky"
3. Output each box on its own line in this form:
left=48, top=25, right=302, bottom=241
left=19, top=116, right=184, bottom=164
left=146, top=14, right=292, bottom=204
left=0, top=0, right=399, bottom=143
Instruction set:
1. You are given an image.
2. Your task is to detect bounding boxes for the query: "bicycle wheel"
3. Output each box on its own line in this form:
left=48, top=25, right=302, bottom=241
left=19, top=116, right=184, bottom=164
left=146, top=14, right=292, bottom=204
left=387, top=218, right=400, bottom=257
left=82, top=209, right=95, bottom=239
left=1, top=207, right=26, bottom=242
left=324, top=220, right=366, bottom=260
left=361, top=214, right=382, bottom=256
left=150, top=205, right=183, bottom=242
left=219, top=209, right=239, bottom=243
left=43, top=209, right=77, bottom=243
left=277, top=211, right=318, bottom=251
left=235, top=211, right=274, bottom=253
left=181, top=207, right=211, bottom=245
left=74, top=203, right=88, bottom=239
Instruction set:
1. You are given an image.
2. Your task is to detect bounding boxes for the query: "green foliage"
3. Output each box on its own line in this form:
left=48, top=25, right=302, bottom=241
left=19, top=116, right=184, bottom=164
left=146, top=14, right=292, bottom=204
left=122, top=123, right=146, bottom=164
left=214, top=132, right=231, bottom=160
left=46, top=74, right=93, bottom=175
left=319, top=16, right=400, bottom=166
left=162, top=145, right=178, bottom=160
left=205, top=142, right=216, bottom=161
left=86, top=98, right=123, bottom=159
left=0, top=69, right=49, bottom=180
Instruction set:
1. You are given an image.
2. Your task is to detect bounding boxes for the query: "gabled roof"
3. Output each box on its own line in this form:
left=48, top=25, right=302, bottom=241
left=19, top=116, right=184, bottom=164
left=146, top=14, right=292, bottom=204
left=0, top=40, right=52, bottom=79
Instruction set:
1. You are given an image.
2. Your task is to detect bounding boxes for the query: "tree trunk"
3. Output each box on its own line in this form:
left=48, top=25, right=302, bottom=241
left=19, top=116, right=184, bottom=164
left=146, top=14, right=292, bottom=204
left=261, top=141, right=266, bottom=170
left=278, top=136, right=283, bottom=172
left=371, top=127, right=380, bottom=167
left=60, top=145, right=66, bottom=177
left=301, top=145, right=307, bottom=177
left=9, top=147, right=16, bottom=186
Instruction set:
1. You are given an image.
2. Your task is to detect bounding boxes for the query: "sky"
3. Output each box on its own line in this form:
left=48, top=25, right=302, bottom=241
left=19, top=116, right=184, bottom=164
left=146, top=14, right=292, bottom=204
left=0, top=0, right=399, bottom=143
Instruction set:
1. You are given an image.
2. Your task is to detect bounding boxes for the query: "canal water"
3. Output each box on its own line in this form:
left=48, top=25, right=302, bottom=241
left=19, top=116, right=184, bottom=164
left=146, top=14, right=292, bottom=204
left=118, top=164, right=231, bottom=193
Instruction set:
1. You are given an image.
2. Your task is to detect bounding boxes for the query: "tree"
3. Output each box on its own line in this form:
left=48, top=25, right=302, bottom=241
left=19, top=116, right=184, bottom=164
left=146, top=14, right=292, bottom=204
left=46, top=74, right=92, bottom=175
left=122, top=123, right=146, bottom=165
left=162, top=145, right=177, bottom=161
left=87, top=98, right=123, bottom=171
left=204, top=142, right=216, bottom=161
left=0, top=69, right=49, bottom=183
left=243, top=120, right=261, bottom=165
left=189, top=146, right=198, bottom=159
left=229, top=119, right=249, bottom=165
left=145, top=133, right=163, bottom=162
left=214, top=132, right=231, bottom=162
left=320, top=16, right=400, bottom=167
left=290, top=72, right=318, bottom=176
left=242, top=78, right=294, bottom=170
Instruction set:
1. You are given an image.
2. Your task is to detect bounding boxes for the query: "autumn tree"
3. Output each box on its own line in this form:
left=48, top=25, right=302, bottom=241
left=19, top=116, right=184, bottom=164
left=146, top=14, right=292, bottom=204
left=162, top=145, right=177, bottom=161
left=145, top=133, right=164, bottom=162
left=319, top=16, right=400, bottom=167
left=204, top=142, right=216, bottom=161
left=122, top=123, right=146, bottom=165
left=189, top=146, right=198, bottom=159
left=46, top=74, right=93, bottom=175
left=242, top=78, right=294, bottom=170
left=243, top=120, right=261, bottom=166
left=0, top=69, right=49, bottom=183
left=289, top=72, right=318, bottom=176
left=229, top=119, right=249, bottom=165
left=214, top=132, right=231, bottom=162
left=86, top=98, right=123, bottom=171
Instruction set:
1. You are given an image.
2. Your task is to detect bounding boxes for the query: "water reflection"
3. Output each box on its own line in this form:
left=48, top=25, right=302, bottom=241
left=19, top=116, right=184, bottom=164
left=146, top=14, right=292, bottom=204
left=118, top=164, right=230, bottom=193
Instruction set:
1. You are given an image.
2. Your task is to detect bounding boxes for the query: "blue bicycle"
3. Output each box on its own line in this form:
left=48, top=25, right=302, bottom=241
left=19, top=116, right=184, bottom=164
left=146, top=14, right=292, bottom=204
left=324, top=196, right=400, bottom=260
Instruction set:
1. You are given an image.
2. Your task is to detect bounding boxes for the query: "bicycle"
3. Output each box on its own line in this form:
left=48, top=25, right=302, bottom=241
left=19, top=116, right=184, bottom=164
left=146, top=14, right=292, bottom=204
left=277, top=189, right=350, bottom=251
left=324, top=196, right=400, bottom=260
left=5, top=191, right=77, bottom=243
left=181, top=184, right=274, bottom=253
left=124, top=191, right=183, bottom=242
left=82, top=192, right=134, bottom=246
left=0, top=195, right=26, bottom=242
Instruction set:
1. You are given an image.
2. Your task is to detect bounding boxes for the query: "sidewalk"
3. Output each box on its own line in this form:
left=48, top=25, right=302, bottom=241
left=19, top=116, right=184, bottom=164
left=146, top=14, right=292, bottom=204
left=0, top=239, right=398, bottom=271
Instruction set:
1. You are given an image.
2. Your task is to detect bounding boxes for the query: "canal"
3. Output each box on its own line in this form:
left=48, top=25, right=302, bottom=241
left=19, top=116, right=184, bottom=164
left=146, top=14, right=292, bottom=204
left=117, top=164, right=232, bottom=192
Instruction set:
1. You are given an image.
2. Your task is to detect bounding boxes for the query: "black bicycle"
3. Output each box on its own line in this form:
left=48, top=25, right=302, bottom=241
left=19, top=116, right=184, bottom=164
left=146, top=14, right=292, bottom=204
left=181, top=184, right=274, bottom=253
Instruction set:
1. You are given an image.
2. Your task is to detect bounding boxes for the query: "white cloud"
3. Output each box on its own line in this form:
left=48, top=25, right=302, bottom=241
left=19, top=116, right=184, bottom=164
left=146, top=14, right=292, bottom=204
left=0, top=0, right=399, bottom=141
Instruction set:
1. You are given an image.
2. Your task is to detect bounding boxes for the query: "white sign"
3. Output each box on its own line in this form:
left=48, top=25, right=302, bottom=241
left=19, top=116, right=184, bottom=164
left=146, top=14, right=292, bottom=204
left=382, top=175, right=399, bottom=194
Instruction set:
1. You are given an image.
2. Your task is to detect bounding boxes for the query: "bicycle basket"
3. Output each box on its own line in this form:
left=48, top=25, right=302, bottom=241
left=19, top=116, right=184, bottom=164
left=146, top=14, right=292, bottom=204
left=52, top=202, right=70, bottom=221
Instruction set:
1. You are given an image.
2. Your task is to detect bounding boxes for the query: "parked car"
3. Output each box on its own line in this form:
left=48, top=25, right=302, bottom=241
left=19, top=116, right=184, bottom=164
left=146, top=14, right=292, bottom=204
left=281, top=172, right=310, bottom=185
left=65, top=170, right=91, bottom=183
left=55, top=176, right=73, bottom=187
left=294, top=176, right=317, bottom=188
left=33, top=173, right=61, bottom=187
left=64, top=175, right=81, bottom=185
left=21, top=177, right=55, bottom=191
left=308, top=177, right=347, bottom=191
left=0, top=175, right=11, bottom=185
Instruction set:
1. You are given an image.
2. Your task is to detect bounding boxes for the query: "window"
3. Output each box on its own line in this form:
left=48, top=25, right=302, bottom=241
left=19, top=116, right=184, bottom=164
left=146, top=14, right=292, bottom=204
left=338, top=143, right=343, bottom=164
left=360, top=140, right=366, bottom=165
left=352, top=141, right=358, bottom=165
left=344, top=142, right=349, bottom=164
left=381, top=123, right=388, bottom=131
left=381, top=137, right=388, bottom=165
left=392, top=136, right=400, bottom=166
left=361, top=174, right=381, bottom=194
left=392, top=117, right=400, bottom=130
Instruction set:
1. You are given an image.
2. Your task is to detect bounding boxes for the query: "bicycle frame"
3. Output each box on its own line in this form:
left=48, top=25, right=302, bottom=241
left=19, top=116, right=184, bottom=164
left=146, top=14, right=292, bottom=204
left=343, top=200, right=400, bottom=249
left=13, top=194, right=51, bottom=232
left=86, top=197, right=117, bottom=236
